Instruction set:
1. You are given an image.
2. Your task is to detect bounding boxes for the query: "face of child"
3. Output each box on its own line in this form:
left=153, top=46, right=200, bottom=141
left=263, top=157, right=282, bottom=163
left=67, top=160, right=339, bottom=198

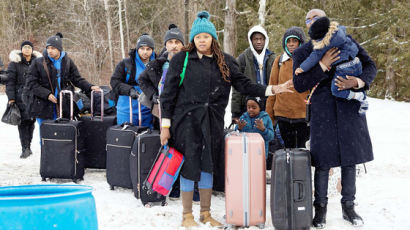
left=194, top=33, right=212, bottom=55
left=247, top=100, right=261, bottom=118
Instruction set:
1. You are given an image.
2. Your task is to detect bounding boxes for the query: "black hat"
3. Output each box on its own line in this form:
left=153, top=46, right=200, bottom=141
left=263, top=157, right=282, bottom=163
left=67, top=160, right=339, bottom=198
left=46, top=32, right=63, bottom=51
left=136, top=33, right=155, bottom=50
left=309, top=17, right=330, bottom=40
left=163, top=24, right=185, bottom=45
left=21, top=40, right=33, bottom=50
left=246, top=96, right=265, bottom=110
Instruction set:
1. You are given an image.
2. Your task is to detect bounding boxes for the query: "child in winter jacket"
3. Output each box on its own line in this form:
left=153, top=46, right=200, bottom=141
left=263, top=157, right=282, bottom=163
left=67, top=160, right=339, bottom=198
left=294, top=17, right=368, bottom=114
left=236, top=96, right=274, bottom=157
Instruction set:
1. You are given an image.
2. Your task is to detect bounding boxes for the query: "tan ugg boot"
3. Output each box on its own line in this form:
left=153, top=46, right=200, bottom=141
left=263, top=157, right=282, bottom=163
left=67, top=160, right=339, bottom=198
left=181, top=191, right=199, bottom=227
left=199, top=189, right=222, bottom=227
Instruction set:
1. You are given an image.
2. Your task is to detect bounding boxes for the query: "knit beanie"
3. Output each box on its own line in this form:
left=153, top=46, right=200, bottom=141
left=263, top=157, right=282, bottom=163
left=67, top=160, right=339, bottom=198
left=246, top=96, right=265, bottom=111
left=46, top=32, right=63, bottom=51
left=21, top=40, right=33, bottom=50
left=189, top=11, right=217, bottom=42
left=163, top=24, right=185, bottom=45
left=309, top=17, right=330, bottom=40
left=136, top=33, right=155, bottom=50
left=282, top=26, right=306, bottom=56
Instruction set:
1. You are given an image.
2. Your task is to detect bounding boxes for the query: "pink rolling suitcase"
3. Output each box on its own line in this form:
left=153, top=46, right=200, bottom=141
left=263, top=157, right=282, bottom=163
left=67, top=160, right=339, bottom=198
left=225, top=132, right=266, bottom=229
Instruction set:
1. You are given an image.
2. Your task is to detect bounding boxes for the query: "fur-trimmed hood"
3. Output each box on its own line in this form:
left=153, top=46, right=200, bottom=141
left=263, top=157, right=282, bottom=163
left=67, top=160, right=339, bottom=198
left=9, top=49, right=42, bottom=63
left=312, top=21, right=345, bottom=50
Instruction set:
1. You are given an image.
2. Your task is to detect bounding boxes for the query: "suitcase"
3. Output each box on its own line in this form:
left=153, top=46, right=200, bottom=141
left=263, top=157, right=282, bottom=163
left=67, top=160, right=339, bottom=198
left=225, top=132, right=266, bottom=229
left=144, top=146, right=184, bottom=196
left=106, top=97, right=148, bottom=190
left=40, top=90, right=85, bottom=182
left=129, top=129, right=166, bottom=206
left=81, top=89, right=116, bottom=169
left=271, top=148, right=312, bottom=230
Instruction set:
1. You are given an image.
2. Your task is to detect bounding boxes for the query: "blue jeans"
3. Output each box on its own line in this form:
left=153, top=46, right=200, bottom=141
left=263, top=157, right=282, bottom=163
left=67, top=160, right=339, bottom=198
left=331, top=57, right=363, bottom=99
left=180, top=172, right=213, bottom=192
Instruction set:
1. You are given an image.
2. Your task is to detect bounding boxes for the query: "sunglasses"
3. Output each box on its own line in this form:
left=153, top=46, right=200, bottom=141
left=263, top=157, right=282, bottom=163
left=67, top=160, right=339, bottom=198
left=22, top=45, right=32, bottom=49
left=305, top=15, right=320, bottom=25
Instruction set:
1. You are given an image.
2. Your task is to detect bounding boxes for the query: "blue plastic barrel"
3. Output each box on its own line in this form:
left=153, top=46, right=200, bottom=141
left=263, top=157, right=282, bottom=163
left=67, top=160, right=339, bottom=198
left=0, top=184, right=98, bottom=230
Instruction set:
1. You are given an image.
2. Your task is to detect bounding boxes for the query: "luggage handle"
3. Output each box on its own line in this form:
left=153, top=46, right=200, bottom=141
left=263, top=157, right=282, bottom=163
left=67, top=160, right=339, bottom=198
left=293, top=180, right=305, bottom=202
left=143, top=145, right=169, bottom=194
left=129, top=94, right=142, bottom=126
left=59, top=90, right=74, bottom=120
left=91, top=88, right=104, bottom=121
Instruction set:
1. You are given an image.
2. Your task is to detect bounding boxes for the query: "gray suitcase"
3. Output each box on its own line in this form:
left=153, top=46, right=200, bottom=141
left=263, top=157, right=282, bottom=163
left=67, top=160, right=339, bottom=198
left=270, top=148, right=312, bottom=230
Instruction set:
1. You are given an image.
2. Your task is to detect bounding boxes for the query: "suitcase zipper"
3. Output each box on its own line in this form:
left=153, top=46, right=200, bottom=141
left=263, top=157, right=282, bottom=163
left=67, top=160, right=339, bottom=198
left=242, top=133, right=250, bottom=227
left=106, top=144, right=132, bottom=149
left=137, top=136, right=141, bottom=199
left=41, top=138, right=72, bottom=145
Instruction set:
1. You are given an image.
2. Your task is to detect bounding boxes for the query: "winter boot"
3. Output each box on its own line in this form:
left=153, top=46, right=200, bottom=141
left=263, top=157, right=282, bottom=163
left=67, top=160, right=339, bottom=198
left=342, top=201, right=364, bottom=226
left=20, top=147, right=32, bottom=159
left=312, top=203, right=327, bottom=229
left=181, top=191, right=198, bottom=227
left=199, top=189, right=222, bottom=227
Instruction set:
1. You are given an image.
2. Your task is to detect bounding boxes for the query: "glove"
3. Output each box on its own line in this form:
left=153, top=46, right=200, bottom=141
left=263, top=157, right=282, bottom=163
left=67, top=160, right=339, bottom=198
left=129, top=88, right=139, bottom=99
left=151, top=95, right=159, bottom=104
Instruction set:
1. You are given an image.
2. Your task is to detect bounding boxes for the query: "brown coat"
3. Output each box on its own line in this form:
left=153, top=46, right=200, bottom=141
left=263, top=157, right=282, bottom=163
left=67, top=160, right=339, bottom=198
left=266, top=55, right=309, bottom=122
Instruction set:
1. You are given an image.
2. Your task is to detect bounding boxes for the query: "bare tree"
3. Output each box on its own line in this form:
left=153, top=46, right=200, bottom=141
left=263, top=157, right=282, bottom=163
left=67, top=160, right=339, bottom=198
left=117, top=0, right=125, bottom=59
left=103, top=0, right=115, bottom=72
left=258, top=0, right=266, bottom=26
left=123, top=0, right=130, bottom=51
left=223, top=0, right=237, bottom=56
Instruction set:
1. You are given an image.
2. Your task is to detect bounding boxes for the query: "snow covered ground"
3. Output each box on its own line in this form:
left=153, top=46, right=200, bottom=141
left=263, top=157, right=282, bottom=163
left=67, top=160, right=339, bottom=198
left=1, top=93, right=410, bottom=230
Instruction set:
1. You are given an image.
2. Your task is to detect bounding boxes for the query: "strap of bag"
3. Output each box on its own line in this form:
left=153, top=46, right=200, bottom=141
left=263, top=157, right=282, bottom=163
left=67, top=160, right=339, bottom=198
left=178, top=52, right=189, bottom=87
left=43, top=59, right=54, bottom=95
left=305, top=83, right=320, bottom=105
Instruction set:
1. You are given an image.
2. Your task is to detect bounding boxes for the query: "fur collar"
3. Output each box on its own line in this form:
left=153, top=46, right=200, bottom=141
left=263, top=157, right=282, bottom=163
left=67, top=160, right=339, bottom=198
left=312, top=21, right=339, bottom=50
left=9, top=49, right=42, bottom=63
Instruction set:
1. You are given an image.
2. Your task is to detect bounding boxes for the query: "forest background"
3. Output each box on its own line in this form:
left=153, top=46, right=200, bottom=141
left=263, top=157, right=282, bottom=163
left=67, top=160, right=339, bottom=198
left=0, top=0, right=408, bottom=101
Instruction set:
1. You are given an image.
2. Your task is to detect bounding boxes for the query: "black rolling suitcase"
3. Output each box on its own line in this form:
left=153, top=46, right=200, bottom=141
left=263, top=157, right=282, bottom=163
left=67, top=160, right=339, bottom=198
left=271, top=148, right=312, bottom=230
left=106, top=97, right=148, bottom=189
left=130, top=129, right=166, bottom=206
left=81, top=89, right=116, bottom=169
left=40, top=90, right=85, bottom=182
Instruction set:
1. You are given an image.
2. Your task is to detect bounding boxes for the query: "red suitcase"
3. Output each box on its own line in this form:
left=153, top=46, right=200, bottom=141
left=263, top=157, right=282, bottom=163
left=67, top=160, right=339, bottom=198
left=225, top=132, right=266, bottom=229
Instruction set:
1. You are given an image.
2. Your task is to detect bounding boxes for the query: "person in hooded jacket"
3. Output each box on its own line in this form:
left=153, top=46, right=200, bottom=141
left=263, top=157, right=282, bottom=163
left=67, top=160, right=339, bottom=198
left=6, top=41, right=42, bottom=158
left=111, top=33, right=156, bottom=127
left=26, top=33, right=99, bottom=127
left=159, top=11, right=293, bottom=228
left=231, top=25, right=275, bottom=122
left=265, top=27, right=310, bottom=148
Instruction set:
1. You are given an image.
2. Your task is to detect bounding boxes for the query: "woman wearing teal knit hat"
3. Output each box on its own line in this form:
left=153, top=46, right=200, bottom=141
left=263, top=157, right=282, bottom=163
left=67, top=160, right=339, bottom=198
left=160, top=11, right=293, bottom=228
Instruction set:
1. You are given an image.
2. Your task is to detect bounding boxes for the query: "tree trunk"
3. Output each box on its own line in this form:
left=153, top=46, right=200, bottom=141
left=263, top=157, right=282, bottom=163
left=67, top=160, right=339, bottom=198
left=103, top=0, right=115, bottom=72
left=117, top=0, right=125, bottom=59
left=258, top=0, right=266, bottom=26
left=83, top=0, right=99, bottom=84
left=385, top=48, right=396, bottom=100
left=223, top=0, right=236, bottom=56
left=124, top=0, right=130, bottom=51
left=184, top=0, right=189, bottom=43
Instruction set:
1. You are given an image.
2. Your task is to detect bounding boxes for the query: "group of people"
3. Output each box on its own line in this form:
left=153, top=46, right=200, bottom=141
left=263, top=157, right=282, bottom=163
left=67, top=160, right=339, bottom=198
left=2, top=8, right=375, bottom=229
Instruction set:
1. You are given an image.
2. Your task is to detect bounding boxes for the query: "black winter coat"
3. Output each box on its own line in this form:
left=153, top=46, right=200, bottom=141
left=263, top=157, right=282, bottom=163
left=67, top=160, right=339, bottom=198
left=6, top=50, right=41, bottom=120
left=139, top=52, right=168, bottom=100
left=26, top=50, right=93, bottom=119
left=293, top=37, right=376, bottom=168
left=161, top=50, right=267, bottom=181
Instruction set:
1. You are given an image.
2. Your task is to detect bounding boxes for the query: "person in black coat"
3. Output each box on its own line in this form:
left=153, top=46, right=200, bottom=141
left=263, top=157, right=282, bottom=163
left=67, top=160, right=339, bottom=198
left=6, top=41, right=42, bottom=158
left=160, top=11, right=293, bottom=228
left=26, top=33, right=99, bottom=124
left=293, top=9, right=376, bottom=228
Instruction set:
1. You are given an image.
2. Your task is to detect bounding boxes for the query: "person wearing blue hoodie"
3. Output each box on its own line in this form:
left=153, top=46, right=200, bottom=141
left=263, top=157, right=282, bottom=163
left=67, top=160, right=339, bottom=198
left=111, top=33, right=156, bottom=127
left=236, top=96, right=274, bottom=157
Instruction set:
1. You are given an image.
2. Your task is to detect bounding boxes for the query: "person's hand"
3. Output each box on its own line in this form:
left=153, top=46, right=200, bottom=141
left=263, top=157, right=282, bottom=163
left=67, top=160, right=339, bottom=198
left=294, top=67, right=304, bottom=76
left=255, top=118, right=265, bottom=132
left=232, top=117, right=239, bottom=124
left=320, top=48, right=340, bottom=70
left=129, top=88, right=139, bottom=99
left=335, top=75, right=358, bottom=90
left=8, top=100, right=15, bottom=105
left=160, top=127, right=171, bottom=146
left=151, top=95, right=159, bottom=104
left=48, top=94, right=57, bottom=103
left=237, top=119, right=247, bottom=130
left=271, top=79, right=294, bottom=94
left=91, top=85, right=101, bottom=91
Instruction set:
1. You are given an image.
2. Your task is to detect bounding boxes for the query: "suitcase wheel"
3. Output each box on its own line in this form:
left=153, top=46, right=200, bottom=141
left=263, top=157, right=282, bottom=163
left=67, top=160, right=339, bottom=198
left=257, top=224, right=265, bottom=229
left=110, top=185, right=114, bottom=190
left=224, top=224, right=234, bottom=230
left=41, top=177, right=46, bottom=182
left=144, top=202, right=153, bottom=208
left=161, top=201, right=168, bottom=206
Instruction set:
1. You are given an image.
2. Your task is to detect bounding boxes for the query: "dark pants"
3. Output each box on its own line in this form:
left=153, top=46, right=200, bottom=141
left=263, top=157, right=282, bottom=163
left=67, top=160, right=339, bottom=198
left=277, top=120, right=310, bottom=148
left=314, top=165, right=356, bottom=205
left=17, top=119, right=35, bottom=150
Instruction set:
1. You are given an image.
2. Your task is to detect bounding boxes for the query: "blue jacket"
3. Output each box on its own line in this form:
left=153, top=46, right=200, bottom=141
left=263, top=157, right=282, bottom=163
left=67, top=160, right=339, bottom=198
left=235, top=111, right=274, bottom=157
left=300, top=23, right=358, bottom=72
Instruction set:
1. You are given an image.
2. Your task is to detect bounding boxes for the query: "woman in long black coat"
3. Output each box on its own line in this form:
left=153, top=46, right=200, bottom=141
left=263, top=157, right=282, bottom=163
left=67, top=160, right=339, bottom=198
left=160, top=11, right=292, bottom=228
left=6, top=41, right=42, bottom=158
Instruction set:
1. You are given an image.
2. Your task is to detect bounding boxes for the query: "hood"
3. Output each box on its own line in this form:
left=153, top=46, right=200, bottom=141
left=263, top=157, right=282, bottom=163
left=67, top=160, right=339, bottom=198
left=248, top=25, right=269, bottom=65
left=312, top=21, right=339, bottom=50
left=282, top=26, right=306, bottom=57
left=9, top=50, right=42, bottom=63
